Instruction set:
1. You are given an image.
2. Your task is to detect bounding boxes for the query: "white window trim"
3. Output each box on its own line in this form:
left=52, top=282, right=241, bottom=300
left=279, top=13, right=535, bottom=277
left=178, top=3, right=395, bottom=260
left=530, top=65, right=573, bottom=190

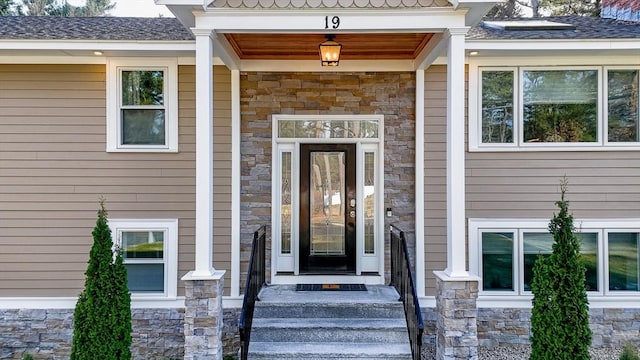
left=108, top=219, right=178, bottom=300
left=470, top=218, right=640, bottom=303
left=107, top=58, right=178, bottom=153
left=469, top=56, right=640, bottom=152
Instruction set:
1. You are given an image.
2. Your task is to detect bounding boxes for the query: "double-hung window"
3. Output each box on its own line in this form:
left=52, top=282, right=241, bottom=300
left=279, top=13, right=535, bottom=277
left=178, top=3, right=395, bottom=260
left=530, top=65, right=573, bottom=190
left=472, top=65, right=640, bottom=150
left=107, top=58, right=178, bottom=152
left=470, top=219, right=640, bottom=297
left=108, top=219, right=178, bottom=298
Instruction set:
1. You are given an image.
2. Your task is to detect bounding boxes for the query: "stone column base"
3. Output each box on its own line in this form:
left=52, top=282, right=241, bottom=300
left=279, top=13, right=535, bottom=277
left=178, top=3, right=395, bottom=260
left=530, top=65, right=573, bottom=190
left=182, top=270, right=226, bottom=360
left=434, top=271, right=480, bottom=360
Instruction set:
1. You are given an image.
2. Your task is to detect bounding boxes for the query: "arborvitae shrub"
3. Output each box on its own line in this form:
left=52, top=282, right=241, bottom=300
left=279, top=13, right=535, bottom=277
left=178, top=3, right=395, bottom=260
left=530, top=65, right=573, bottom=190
left=529, top=179, right=591, bottom=360
left=71, top=200, right=132, bottom=360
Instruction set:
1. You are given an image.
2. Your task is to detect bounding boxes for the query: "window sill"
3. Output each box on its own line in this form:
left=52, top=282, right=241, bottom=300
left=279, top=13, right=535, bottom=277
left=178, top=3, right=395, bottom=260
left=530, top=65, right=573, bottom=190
left=478, top=294, right=640, bottom=309
left=470, top=144, right=640, bottom=152
left=106, top=146, right=179, bottom=153
left=131, top=296, right=183, bottom=309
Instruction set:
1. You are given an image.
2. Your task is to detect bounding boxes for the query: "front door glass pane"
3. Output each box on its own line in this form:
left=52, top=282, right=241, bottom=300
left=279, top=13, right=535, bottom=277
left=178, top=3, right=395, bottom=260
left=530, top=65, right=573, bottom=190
left=280, top=152, right=292, bottom=254
left=364, top=152, right=375, bottom=254
left=310, top=151, right=345, bottom=255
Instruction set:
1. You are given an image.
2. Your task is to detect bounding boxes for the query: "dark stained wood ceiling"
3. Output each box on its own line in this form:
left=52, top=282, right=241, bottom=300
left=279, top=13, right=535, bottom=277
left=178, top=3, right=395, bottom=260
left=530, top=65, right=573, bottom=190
left=225, top=33, right=434, bottom=60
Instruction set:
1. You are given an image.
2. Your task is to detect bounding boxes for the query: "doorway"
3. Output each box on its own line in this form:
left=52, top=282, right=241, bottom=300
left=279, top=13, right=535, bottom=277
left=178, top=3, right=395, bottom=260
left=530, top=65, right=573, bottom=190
left=299, top=144, right=356, bottom=274
left=271, top=115, right=384, bottom=283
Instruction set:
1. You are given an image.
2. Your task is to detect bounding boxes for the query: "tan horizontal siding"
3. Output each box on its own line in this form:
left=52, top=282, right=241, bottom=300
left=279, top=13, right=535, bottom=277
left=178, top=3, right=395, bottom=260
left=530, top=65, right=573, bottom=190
left=0, top=64, right=233, bottom=298
left=423, top=65, right=447, bottom=296
left=467, top=151, right=640, bottom=218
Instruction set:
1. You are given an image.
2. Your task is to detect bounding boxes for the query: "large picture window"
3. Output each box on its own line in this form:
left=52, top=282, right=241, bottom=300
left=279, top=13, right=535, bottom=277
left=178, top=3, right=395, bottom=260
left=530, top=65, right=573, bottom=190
left=474, top=66, right=640, bottom=150
left=470, top=219, right=640, bottom=297
left=522, top=69, right=598, bottom=143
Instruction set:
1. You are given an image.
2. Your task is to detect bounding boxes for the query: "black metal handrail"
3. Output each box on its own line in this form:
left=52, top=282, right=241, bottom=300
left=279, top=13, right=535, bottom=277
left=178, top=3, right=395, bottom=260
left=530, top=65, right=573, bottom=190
left=390, top=225, right=424, bottom=360
left=239, top=225, right=267, bottom=360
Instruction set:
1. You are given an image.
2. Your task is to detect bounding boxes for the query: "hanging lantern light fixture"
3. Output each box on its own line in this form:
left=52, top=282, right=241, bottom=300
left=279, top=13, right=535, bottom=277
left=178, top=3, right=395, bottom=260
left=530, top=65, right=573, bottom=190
left=319, top=34, right=342, bottom=67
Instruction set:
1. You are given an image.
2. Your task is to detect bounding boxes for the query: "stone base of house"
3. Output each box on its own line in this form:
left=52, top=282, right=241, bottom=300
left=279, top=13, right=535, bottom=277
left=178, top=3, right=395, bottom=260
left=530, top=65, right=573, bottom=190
left=0, top=308, right=185, bottom=360
left=477, top=308, right=640, bottom=348
left=2, top=305, right=639, bottom=359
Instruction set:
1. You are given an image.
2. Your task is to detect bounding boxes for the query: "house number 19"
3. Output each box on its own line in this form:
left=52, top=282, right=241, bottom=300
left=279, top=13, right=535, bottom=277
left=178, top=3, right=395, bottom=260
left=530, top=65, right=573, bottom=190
left=324, top=16, right=340, bottom=29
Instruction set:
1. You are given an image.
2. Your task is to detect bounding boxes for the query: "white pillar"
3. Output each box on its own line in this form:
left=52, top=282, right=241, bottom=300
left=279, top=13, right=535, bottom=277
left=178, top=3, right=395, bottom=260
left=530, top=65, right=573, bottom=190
left=445, top=28, right=469, bottom=278
left=230, top=69, right=241, bottom=297
left=186, top=29, right=218, bottom=279
left=415, top=68, right=426, bottom=297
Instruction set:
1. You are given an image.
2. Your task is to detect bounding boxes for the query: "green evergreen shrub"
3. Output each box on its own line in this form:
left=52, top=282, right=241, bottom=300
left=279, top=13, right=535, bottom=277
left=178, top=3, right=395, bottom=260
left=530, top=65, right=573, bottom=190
left=529, top=179, right=592, bottom=360
left=71, top=200, right=132, bottom=360
left=22, top=354, right=34, bottom=360
left=620, top=343, right=640, bottom=360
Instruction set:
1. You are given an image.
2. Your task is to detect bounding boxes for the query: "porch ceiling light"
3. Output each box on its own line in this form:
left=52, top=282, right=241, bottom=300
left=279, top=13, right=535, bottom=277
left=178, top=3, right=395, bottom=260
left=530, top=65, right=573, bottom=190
left=319, top=34, right=342, bottom=67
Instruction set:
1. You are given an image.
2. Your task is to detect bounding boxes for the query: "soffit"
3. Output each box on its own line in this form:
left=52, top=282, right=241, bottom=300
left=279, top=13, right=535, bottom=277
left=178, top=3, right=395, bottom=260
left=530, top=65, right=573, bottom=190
left=225, top=33, right=434, bottom=60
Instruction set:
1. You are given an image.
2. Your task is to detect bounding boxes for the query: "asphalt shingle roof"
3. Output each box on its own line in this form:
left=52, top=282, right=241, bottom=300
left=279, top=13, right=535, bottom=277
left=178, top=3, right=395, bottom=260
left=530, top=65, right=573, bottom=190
left=0, top=15, right=638, bottom=42
left=0, top=16, right=194, bottom=41
left=468, top=15, right=640, bottom=40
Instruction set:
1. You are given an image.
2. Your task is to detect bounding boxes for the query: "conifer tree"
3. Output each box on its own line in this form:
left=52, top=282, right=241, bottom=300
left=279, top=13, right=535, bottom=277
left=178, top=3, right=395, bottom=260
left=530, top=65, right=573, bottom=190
left=71, top=200, right=132, bottom=360
left=0, top=0, right=16, bottom=15
left=530, top=179, right=591, bottom=360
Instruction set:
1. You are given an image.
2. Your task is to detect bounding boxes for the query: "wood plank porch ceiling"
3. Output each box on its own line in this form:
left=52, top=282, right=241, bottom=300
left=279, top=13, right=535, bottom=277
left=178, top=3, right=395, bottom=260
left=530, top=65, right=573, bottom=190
left=225, top=33, right=434, bottom=60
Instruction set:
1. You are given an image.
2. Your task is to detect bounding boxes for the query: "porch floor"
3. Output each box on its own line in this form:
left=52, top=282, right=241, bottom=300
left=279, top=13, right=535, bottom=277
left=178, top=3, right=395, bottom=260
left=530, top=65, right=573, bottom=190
left=257, top=284, right=400, bottom=304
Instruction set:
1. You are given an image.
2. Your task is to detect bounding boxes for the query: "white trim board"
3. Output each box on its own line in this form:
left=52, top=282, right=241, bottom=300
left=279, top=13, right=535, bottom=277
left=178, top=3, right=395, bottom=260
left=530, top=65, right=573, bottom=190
left=194, top=8, right=467, bottom=32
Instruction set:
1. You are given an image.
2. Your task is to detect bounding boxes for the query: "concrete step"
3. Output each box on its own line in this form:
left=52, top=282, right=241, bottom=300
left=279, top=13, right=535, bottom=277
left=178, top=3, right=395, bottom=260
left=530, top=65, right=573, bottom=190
left=251, top=317, right=410, bottom=343
left=254, top=301, right=405, bottom=319
left=247, top=341, right=412, bottom=360
left=246, top=285, right=412, bottom=360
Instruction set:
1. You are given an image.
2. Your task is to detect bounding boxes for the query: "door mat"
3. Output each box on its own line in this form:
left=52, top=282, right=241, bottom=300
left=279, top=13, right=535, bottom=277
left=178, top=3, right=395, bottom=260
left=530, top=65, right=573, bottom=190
left=295, top=284, right=367, bottom=291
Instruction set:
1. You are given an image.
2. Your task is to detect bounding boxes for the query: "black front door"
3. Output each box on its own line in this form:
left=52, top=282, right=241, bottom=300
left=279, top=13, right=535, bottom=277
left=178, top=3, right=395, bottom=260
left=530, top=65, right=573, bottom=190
left=299, top=144, right=356, bottom=274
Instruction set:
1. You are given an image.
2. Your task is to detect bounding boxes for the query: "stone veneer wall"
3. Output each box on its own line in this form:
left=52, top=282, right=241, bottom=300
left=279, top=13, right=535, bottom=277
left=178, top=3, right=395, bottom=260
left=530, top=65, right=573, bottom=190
left=477, top=308, right=640, bottom=348
left=0, top=308, right=184, bottom=359
left=240, top=72, right=416, bottom=284
left=421, top=307, right=640, bottom=348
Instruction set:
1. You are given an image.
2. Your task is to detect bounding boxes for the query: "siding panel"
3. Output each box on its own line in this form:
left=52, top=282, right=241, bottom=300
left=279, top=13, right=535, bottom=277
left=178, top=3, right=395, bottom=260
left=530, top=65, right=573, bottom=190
left=0, top=64, right=233, bottom=297
left=423, top=65, right=447, bottom=296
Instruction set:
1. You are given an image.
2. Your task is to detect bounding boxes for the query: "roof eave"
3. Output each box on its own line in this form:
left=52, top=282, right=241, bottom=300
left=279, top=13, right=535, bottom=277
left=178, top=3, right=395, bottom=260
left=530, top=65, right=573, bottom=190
left=466, top=38, right=640, bottom=51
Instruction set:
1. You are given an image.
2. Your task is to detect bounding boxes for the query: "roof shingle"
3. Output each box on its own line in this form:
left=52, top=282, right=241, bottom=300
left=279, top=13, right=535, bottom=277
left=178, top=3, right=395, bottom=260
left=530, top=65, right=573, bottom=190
left=0, top=16, right=193, bottom=41
left=0, top=15, right=638, bottom=42
left=468, top=15, right=640, bottom=40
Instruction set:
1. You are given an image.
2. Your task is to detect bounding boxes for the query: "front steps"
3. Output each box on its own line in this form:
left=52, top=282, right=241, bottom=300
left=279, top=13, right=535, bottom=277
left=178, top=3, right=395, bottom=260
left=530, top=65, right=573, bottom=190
left=247, top=285, right=412, bottom=360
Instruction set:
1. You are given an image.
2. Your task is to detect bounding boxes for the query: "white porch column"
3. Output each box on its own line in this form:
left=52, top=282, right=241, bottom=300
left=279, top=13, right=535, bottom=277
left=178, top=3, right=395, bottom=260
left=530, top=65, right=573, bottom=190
left=445, top=28, right=469, bottom=278
left=190, top=29, right=218, bottom=278
left=415, top=68, right=426, bottom=297
left=182, top=28, right=225, bottom=360
left=434, top=28, right=480, bottom=360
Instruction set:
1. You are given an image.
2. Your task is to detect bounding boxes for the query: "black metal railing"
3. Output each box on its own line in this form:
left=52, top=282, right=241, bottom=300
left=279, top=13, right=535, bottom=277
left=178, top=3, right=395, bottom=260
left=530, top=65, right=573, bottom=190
left=390, top=225, right=424, bottom=360
left=239, top=225, right=267, bottom=360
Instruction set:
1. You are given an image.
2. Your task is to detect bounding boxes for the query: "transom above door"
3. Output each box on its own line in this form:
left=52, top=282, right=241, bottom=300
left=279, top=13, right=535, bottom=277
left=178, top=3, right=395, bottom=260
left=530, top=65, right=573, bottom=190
left=271, top=115, right=385, bottom=284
